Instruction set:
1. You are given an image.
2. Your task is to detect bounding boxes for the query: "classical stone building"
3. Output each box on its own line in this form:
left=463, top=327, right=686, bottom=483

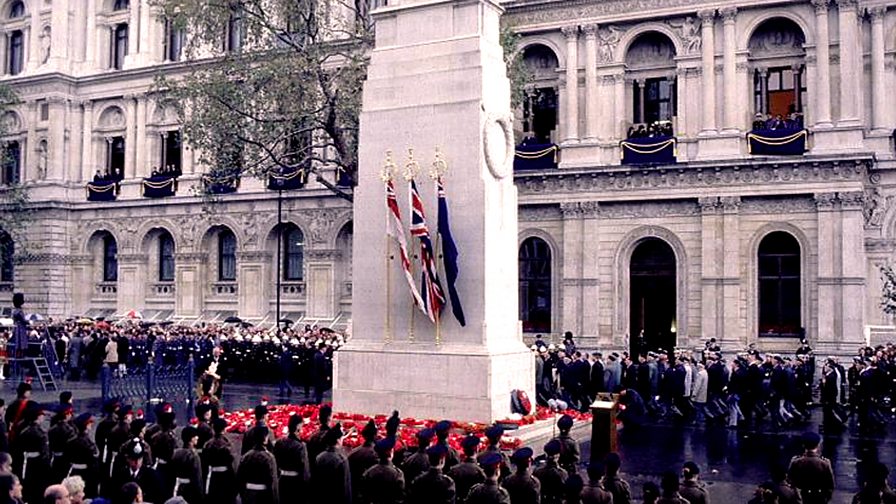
left=1, top=0, right=895, bottom=353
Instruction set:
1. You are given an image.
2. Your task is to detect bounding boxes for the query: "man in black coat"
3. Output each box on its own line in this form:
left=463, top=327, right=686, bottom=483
left=500, top=447, right=539, bottom=504
left=238, top=426, right=279, bottom=504
left=66, top=413, right=100, bottom=497
left=202, top=418, right=236, bottom=504
left=312, top=343, right=329, bottom=404
left=447, top=435, right=485, bottom=503
left=242, top=405, right=272, bottom=455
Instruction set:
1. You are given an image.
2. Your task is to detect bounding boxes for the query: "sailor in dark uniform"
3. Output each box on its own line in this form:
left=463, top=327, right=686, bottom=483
left=149, top=406, right=178, bottom=502
left=361, top=437, right=405, bottom=504
left=787, top=431, right=835, bottom=504
left=312, top=422, right=352, bottom=504
left=238, top=426, right=279, bottom=504
left=65, top=413, right=100, bottom=498
left=447, top=435, right=486, bottom=503
left=552, top=414, right=580, bottom=474
left=242, top=405, right=272, bottom=455
left=48, top=405, right=77, bottom=483
left=348, top=420, right=378, bottom=503
left=500, top=447, right=540, bottom=504
left=202, top=418, right=236, bottom=504
left=466, top=452, right=510, bottom=504
left=110, top=438, right=163, bottom=504
left=476, top=426, right=510, bottom=481
left=273, top=414, right=310, bottom=504
left=533, top=440, right=568, bottom=504
left=401, top=428, right=434, bottom=486
left=170, top=426, right=203, bottom=504
left=434, top=420, right=460, bottom=470
left=16, top=402, right=50, bottom=504
left=307, top=405, right=332, bottom=476
left=408, top=444, right=456, bottom=504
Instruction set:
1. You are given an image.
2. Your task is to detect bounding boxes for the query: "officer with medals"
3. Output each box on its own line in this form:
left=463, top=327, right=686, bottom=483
left=202, top=418, right=236, bottom=504
left=500, top=447, right=540, bottom=504
left=408, top=443, right=456, bottom=504
left=65, top=413, right=99, bottom=498
left=533, top=440, right=568, bottom=504
left=787, top=431, right=835, bottom=504
left=273, top=414, right=310, bottom=504
left=447, top=435, right=486, bottom=504
left=361, top=437, right=405, bottom=504
left=466, top=452, right=510, bottom=504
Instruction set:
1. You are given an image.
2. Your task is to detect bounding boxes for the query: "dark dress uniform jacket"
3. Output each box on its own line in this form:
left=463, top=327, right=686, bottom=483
left=273, top=435, right=310, bottom=504
left=238, top=448, right=279, bottom=504
left=679, top=480, right=709, bottom=504
left=409, top=467, right=456, bottom=504
left=313, top=447, right=352, bottom=504
left=348, top=444, right=378, bottom=502
left=501, top=470, right=540, bottom=504
left=467, top=480, right=511, bottom=504
left=202, top=436, right=236, bottom=504
left=242, top=423, right=273, bottom=455
left=171, top=447, right=203, bottom=504
left=361, top=460, right=405, bottom=504
left=554, top=434, right=580, bottom=474
left=48, top=420, right=77, bottom=481
left=401, top=449, right=430, bottom=486
left=448, top=459, right=486, bottom=503
left=17, top=422, right=50, bottom=504
left=532, top=461, right=568, bottom=504
left=196, top=422, right=214, bottom=451
left=95, top=416, right=116, bottom=465
left=601, top=475, right=632, bottom=504
left=306, top=427, right=329, bottom=475
left=581, top=482, right=613, bottom=504
left=150, top=429, right=178, bottom=501
left=788, top=453, right=835, bottom=504
left=106, top=422, right=131, bottom=472
left=772, top=481, right=802, bottom=504
left=110, top=464, right=163, bottom=504
left=66, top=432, right=100, bottom=497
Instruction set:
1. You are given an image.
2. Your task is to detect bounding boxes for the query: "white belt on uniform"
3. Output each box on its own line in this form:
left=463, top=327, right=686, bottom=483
left=173, top=477, right=192, bottom=497
left=154, top=458, right=168, bottom=470
left=245, top=483, right=267, bottom=491
left=205, top=466, right=229, bottom=494
left=108, top=453, right=118, bottom=478
left=279, top=470, right=300, bottom=477
left=67, top=463, right=88, bottom=477
left=51, top=451, right=64, bottom=463
left=22, top=451, right=40, bottom=481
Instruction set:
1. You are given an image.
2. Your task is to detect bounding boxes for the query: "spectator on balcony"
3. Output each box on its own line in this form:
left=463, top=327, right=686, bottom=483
left=752, top=113, right=766, bottom=131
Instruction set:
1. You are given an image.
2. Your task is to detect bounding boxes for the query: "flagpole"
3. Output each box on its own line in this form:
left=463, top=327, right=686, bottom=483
left=431, top=148, right=448, bottom=346
left=405, top=148, right=420, bottom=343
left=381, top=151, right=397, bottom=344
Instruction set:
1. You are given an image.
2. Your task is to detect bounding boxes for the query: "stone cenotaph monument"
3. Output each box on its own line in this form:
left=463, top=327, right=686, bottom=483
left=333, top=0, right=534, bottom=423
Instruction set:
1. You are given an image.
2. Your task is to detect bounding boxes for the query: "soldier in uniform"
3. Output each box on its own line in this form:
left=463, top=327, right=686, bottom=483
left=127, top=418, right=154, bottom=469
left=582, top=461, right=612, bottom=504
left=448, top=435, right=486, bottom=503
left=434, top=420, right=460, bottom=470
left=600, top=453, right=631, bottom=504
left=313, top=423, right=352, bottom=504
left=171, top=425, right=203, bottom=504
left=242, top=405, right=272, bottom=455
left=787, top=431, right=835, bottom=504
left=110, top=438, right=163, bottom=504
left=307, top=405, right=332, bottom=476
left=238, top=426, right=279, bottom=504
left=533, top=440, right=567, bottom=504
left=194, top=404, right=215, bottom=453
left=500, top=447, right=539, bottom=504
left=852, top=461, right=896, bottom=504
left=401, top=428, right=434, bottom=486
left=273, top=414, right=310, bottom=504
left=65, top=413, right=100, bottom=498
left=408, top=444, right=456, bottom=504
left=48, top=405, right=77, bottom=483
left=94, top=400, right=119, bottom=480
left=202, top=418, right=236, bottom=504
left=678, top=461, right=709, bottom=504
left=466, top=452, right=510, bottom=504
left=361, top=437, right=405, bottom=504
left=476, top=426, right=510, bottom=481
left=149, top=405, right=178, bottom=502
left=16, top=402, right=50, bottom=504
left=105, top=405, right=133, bottom=479
left=348, top=420, right=378, bottom=503
left=552, top=414, right=580, bottom=474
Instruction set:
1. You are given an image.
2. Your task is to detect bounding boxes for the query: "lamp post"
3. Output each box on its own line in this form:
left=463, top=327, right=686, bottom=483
left=276, top=188, right=283, bottom=336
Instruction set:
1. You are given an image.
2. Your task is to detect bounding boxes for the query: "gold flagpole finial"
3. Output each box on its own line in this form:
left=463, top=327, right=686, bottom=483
left=430, top=147, right=448, bottom=180
left=380, top=150, right=397, bottom=182
left=404, top=148, right=420, bottom=181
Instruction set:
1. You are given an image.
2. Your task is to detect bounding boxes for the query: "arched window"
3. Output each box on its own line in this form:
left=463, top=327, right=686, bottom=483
left=283, top=225, right=304, bottom=281
left=111, top=23, right=128, bottom=69
left=7, top=30, right=23, bottom=75
left=758, top=231, right=801, bottom=337
left=0, top=231, right=13, bottom=283
left=748, top=18, right=807, bottom=123
left=626, top=32, right=677, bottom=132
left=158, top=232, right=175, bottom=282
left=103, top=235, right=118, bottom=282
left=163, top=18, right=184, bottom=62
left=519, top=237, right=551, bottom=333
left=218, top=230, right=237, bottom=281
left=2, top=141, right=20, bottom=185
left=521, top=44, right=560, bottom=143
left=8, top=0, right=24, bottom=18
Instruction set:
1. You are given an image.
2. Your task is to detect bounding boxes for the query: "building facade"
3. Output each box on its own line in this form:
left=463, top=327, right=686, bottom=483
left=1, top=0, right=895, bottom=353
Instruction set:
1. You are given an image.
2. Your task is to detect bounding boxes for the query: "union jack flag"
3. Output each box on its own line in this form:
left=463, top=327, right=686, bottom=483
left=385, top=180, right=425, bottom=312
left=409, top=179, right=446, bottom=323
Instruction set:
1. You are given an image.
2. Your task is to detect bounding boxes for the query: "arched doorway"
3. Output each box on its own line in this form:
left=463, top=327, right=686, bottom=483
left=630, top=238, right=676, bottom=354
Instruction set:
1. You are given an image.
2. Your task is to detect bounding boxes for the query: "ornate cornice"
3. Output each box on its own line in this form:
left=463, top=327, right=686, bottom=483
left=719, top=6, right=737, bottom=22
left=741, top=197, right=815, bottom=215
left=581, top=23, right=598, bottom=37
left=306, top=248, right=342, bottom=261
left=504, top=0, right=713, bottom=27
left=238, top=251, right=272, bottom=262
left=175, top=252, right=208, bottom=262
left=837, top=190, right=865, bottom=210
left=117, top=253, right=148, bottom=263
left=599, top=200, right=699, bottom=219
left=561, top=25, right=579, bottom=38
left=811, top=0, right=829, bottom=13
left=520, top=205, right=562, bottom=222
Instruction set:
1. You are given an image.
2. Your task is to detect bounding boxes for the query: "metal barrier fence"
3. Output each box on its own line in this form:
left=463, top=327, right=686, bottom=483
left=101, top=357, right=195, bottom=421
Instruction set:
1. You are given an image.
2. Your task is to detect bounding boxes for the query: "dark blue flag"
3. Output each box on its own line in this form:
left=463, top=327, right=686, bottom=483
left=436, top=178, right=466, bottom=326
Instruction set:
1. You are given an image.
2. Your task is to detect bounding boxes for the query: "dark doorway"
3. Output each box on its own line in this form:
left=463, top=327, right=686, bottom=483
left=630, top=238, right=676, bottom=356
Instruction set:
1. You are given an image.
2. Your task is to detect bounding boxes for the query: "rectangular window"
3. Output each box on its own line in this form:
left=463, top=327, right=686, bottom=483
left=39, top=102, right=49, bottom=121
left=218, top=232, right=237, bottom=282
left=8, top=30, right=23, bottom=75
left=644, top=77, right=674, bottom=125
left=108, top=136, right=125, bottom=181
left=164, top=19, right=184, bottom=62
left=2, top=141, right=20, bottom=185
left=159, top=235, right=175, bottom=282
left=112, top=24, right=128, bottom=69
left=103, top=237, right=118, bottom=282
left=160, top=131, right=182, bottom=175
left=225, top=9, right=244, bottom=52
left=0, top=236, right=13, bottom=283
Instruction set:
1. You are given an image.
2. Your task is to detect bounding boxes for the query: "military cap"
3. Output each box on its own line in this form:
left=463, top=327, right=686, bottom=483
left=557, top=414, right=574, bottom=430
left=123, top=438, right=145, bottom=459
left=254, top=405, right=268, bottom=419
left=319, top=405, right=333, bottom=421
left=416, top=428, right=435, bottom=441
left=323, top=423, right=344, bottom=445
left=426, top=444, right=448, bottom=458
left=119, top=404, right=133, bottom=417
left=479, top=452, right=502, bottom=467
left=461, top=435, right=481, bottom=450
left=102, top=399, right=120, bottom=414
left=565, top=474, right=585, bottom=494
left=212, top=417, right=228, bottom=434
left=375, top=437, right=396, bottom=453
left=361, top=420, right=378, bottom=440
left=288, top=414, right=304, bottom=432
left=434, top=420, right=453, bottom=434
left=682, top=461, right=700, bottom=475
left=801, top=431, right=821, bottom=448
left=16, top=382, right=32, bottom=396
left=195, top=403, right=212, bottom=418
left=385, top=411, right=401, bottom=438
left=74, top=412, right=94, bottom=430
left=59, top=391, right=73, bottom=404
left=130, top=418, right=147, bottom=435
left=510, top=447, right=534, bottom=463
left=181, top=425, right=199, bottom=444
left=485, top=425, right=503, bottom=441
left=544, top=439, right=562, bottom=456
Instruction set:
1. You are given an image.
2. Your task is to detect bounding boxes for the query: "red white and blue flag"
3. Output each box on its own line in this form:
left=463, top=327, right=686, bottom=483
left=385, top=180, right=425, bottom=313
left=436, top=177, right=466, bottom=326
left=409, top=179, right=446, bottom=323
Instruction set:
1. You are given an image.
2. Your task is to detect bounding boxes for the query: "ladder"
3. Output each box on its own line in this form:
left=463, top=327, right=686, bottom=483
left=30, top=357, right=58, bottom=391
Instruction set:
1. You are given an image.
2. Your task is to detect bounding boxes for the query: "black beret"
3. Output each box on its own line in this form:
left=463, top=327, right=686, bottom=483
left=544, top=439, right=561, bottom=456
left=511, top=447, right=533, bottom=463
left=557, top=414, right=574, bottom=430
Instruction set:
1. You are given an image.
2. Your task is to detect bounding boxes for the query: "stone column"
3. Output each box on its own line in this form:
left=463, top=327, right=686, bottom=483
left=85, top=0, right=96, bottom=70
left=124, top=94, right=137, bottom=180
left=116, top=253, right=148, bottom=313
left=129, top=1, right=141, bottom=54
left=613, top=73, right=625, bottom=138
left=238, top=251, right=271, bottom=319
left=560, top=203, right=584, bottom=337
left=698, top=9, right=717, bottom=134
left=815, top=193, right=836, bottom=347
left=139, top=0, right=152, bottom=59
left=582, top=24, right=598, bottom=141
left=47, top=97, right=66, bottom=181
left=81, top=100, right=94, bottom=181
left=870, top=6, right=887, bottom=131
left=838, top=191, right=866, bottom=350
left=675, top=67, right=690, bottom=136
left=27, top=8, right=40, bottom=70
left=25, top=101, right=37, bottom=181
left=720, top=196, right=743, bottom=344
left=175, top=252, right=206, bottom=317
left=812, top=0, right=833, bottom=127
left=49, top=0, right=70, bottom=69
left=720, top=7, right=738, bottom=131
left=599, top=75, right=615, bottom=139
left=837, top=0, right=861, bottom=126
left=699, top=197, right=722, bottom=342
left=135, top=95, right=148, bottom=178
left=756, top=68, right=768, bottom=114
left=562, top=25, right=579, bottom=143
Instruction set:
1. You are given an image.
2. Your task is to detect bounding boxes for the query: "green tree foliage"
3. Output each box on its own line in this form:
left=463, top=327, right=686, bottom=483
left=881, top=264, right=896, bottom=316
left=154, top=0, right=373, bottom=201
left=499, top=22, right=530, bottom=112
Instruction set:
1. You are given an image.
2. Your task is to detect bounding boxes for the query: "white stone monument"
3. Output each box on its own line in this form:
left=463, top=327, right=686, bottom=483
left=333, top=0, right=534, bottom=423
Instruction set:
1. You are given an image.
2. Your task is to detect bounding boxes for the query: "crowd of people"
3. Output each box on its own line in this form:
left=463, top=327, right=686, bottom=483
left=750, top=109, right=805, bottom=133
left=625, top=122, right=674, bottom=140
